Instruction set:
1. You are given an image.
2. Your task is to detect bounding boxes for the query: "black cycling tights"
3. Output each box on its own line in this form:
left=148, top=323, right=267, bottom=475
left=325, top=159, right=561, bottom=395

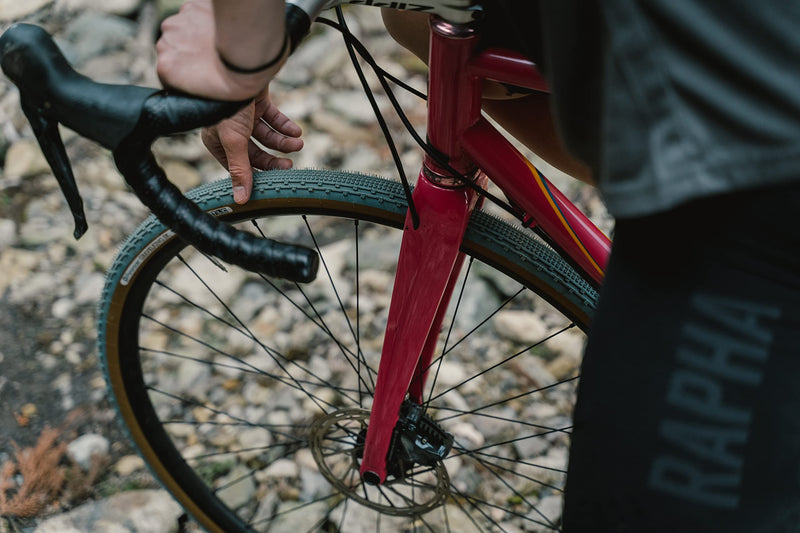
left=563, top=183, right=800, bottom=532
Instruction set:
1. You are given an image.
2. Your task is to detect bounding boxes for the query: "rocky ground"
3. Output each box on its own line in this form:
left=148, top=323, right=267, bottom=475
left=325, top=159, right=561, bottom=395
left=0, top=1, right=612, bottom=532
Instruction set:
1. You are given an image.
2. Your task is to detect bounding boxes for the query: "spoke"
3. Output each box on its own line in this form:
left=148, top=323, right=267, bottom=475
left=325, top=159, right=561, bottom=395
left=142, top=315, right=352, bottom=410
left=337, top=495, right=350, bottom=532
left=441, top=500, right=451, bottom=533
left=213, top=467, right=256, bottom=494
left=162, top=419, right=309, bottom=431
left=382, top=483, right=419, bottom=506
left=186, top=441, right=305, bottom=462
left=346, top=465, right=361, bottom=492
left=147, top=386, right=311, bottom=444
left=457, top=489, right=559, bottom=531
left=432, top=375, right=579, bottom=423
left=456, top=447, right=567, bottom=477
left=256, top=269, right=377, bottom=382
left=256, top=270, right=380, bottom=399
left=249, top=218, right=378, bottom=394
left=354, top=219, right=363, bottom=406
left=422, top=257, right=474, bottom=411
left=375, top=484, right=400, bottom=509
left=447, top=483, right=509, bottom=533
left=459, top=441, right=561, bottom=531
left=293, top=279, right=376, bottom=393
left=428, top=324, right=576, bottom=403
left=438, top=287, right=526, bottom=358
left=410, top=514, right=438, bottom=533
left=450, top=447, right=564, bottom=493
left=451, top=426, right=571, bottom=457
left=170, top=254, right=338, bottom=412
left=435, top=405, right=573, bottom=435
left=140, top=346, right=362, bottom=398
left=250, top=492, right=341, bottom=528
left=301, top=215, right=376, bottom=392
left=152, top=279, right=246, bottom=337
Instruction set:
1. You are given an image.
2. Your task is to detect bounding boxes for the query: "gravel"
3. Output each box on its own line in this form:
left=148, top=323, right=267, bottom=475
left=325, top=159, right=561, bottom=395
left=0, top=1, right=612, bottom=531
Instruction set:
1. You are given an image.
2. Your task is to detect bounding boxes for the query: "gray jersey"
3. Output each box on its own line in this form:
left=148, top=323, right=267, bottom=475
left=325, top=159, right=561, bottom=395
left=541, top=1, right=800, bottom=218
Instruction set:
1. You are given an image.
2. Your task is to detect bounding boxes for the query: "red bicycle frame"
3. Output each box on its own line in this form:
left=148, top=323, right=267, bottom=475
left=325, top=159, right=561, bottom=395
left=359, top=16, right=611, bottom=484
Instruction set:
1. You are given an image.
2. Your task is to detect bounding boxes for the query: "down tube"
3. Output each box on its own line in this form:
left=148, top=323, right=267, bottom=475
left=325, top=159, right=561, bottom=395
left=462, top=118, right=610, bottom=285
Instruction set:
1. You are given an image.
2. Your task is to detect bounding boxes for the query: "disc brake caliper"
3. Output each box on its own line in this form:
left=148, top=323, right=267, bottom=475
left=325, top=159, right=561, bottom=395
left=386, top=399, right=454, bottom=479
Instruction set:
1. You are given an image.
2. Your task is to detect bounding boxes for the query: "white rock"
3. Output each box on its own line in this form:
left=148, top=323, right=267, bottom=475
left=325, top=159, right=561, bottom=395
left=544, top=329, right=586, bottom=360
left=114, top=454, right=145, bottom=476
left=242, top=382, right=271, bottom=406
left=257, top=458, right=299, bottom=481
left=3, top=139, right=50, bottom=178
left=328, top=500, right=408, bottom=533
left=268, top=500, right=330, bottom=533
left=33, top=490, right=181, bottom=533
left=236, top=427, right=272, bottom=460
left=0, top=218, right=16, bottom=247
left=495, top=310, right=549, bottom=344
left=59, top=0, right=142, bottom=16
left=431, top=360, right=468, bottom=389
left=513, top=433, right=550, bottom=460
left=327, top=90, right=379, bottom=125
left=74, top=272, right=106, bottom=305
left=216, top=465, right=256, bottom=511
left=0, top=248, right=44, bottom=294
left=174, top=360, right=211, bottom=395
left=527, top=494, right=564, bottom=532
left=163, top=159, right=202, bottom=192
left=450, top=422, right=484, bottom=448
left=51, top=298, right=75, bottom=320
left=0, top=0, right=50, bottom=22
left=67, top=434, right=110, bottom=471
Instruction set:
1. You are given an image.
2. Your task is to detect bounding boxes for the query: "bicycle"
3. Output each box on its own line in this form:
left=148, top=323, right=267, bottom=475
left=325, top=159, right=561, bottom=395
left=1, top=1, right=610, bottom=531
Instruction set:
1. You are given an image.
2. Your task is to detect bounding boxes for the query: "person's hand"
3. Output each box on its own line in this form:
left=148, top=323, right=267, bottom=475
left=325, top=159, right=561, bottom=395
left=156, top=0, right=283, bottom=101
left=201, top=90, right=303, bottom=204
left=156, top=0, right=300, bottom=204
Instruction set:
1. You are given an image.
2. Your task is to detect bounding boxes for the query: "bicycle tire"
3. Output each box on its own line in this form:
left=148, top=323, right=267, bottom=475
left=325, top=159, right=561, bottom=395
left=99, top=168, right=598, bottom=532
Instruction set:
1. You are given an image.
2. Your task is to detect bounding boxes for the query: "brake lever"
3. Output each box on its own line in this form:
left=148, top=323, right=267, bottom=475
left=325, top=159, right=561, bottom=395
left=1, top=23, right=160, bottom=239
left=20, top=97, right=88, bottom=239
left=1, top=23, right=319, bottom=283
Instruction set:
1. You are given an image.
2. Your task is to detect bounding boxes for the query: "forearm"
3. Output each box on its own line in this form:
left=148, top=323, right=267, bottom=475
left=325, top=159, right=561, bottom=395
left=213, top=0, right=286, bottom=71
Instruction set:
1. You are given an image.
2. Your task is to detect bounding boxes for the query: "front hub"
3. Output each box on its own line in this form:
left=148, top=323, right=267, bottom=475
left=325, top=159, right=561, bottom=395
left=309, top=405, right=452, bottom=516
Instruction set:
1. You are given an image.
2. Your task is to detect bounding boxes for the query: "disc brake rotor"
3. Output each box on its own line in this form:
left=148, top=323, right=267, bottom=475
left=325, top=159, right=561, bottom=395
left=309, top=408, right=450, bottom=516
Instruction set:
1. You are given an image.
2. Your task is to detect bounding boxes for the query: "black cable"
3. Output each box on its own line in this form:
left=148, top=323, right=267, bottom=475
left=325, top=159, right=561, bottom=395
left=317, top=14, right=527, bottom=224
left=331, top=8, right=419, bottom=229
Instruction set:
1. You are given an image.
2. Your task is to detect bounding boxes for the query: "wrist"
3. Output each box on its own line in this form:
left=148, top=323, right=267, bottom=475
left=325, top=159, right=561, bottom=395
left=217, top=32, right=288, bottom=75
left=212, top=0, right=286, bottom=76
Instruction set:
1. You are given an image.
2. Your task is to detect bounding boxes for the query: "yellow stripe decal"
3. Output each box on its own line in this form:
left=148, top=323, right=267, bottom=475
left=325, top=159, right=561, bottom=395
left=525, top=159, right=604, bottom=277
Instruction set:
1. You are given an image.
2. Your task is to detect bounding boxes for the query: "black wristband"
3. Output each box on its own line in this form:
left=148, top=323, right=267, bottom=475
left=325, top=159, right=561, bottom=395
left=217, top=33, right=288, bottom=75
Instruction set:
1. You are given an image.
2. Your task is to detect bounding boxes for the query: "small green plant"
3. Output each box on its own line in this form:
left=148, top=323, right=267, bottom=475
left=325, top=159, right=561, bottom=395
left=195, top=459, right=235, bottom=486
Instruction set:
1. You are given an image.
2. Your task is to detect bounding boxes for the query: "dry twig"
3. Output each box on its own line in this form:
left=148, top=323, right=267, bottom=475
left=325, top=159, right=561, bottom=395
left=0, top=427, right=67, bottom=518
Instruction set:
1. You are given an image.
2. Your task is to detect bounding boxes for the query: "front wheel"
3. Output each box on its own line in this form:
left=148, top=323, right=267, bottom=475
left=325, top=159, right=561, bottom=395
left=99, top=169, right=598, bottom=532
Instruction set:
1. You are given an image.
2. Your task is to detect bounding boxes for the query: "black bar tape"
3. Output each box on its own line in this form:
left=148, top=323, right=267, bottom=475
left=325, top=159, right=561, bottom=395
left=115, top=146, right=318, bottom=283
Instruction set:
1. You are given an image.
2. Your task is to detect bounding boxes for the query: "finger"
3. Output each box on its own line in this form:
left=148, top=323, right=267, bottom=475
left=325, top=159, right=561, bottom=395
left=248, top=141, right=294, bottom=170
left=262, top=101, right=302, bottom=138
left=252, top=120, right=304, bottom=153
left=201, top=128, right=229, bottom=168
left=218, top=128, right=254, bottom=204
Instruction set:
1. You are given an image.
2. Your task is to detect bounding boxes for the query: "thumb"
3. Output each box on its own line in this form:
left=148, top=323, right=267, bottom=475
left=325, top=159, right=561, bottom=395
left=219, top=129, right=254, bottom=204
left=215, top=104, right=257, bottom=204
